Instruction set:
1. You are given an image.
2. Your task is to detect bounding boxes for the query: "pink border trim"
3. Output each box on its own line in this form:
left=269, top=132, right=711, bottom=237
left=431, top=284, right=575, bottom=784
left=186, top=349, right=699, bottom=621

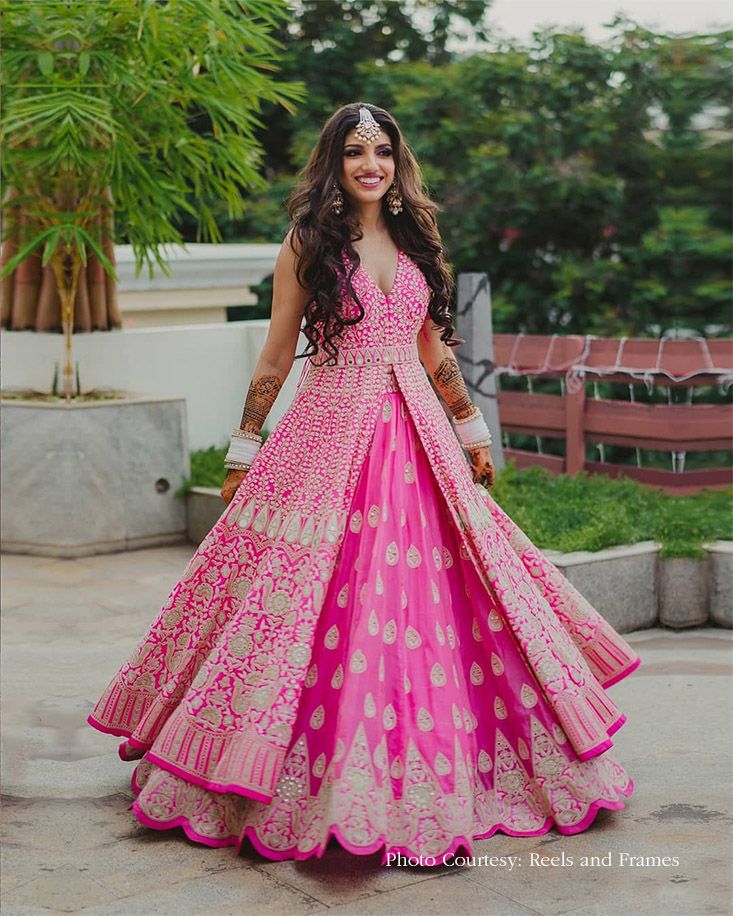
left=601, top=656, right=641, bottom=689
left=575, top=712, right=627, bottom=761
left=144, top=752, right=275, bottom=804
left=129, top=777, right=634, bottom=864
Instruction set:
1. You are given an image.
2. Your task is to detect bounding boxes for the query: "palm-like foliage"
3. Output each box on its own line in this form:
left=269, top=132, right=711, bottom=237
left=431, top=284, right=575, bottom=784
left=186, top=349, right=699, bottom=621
left=1, top=0, right=304, bottom=397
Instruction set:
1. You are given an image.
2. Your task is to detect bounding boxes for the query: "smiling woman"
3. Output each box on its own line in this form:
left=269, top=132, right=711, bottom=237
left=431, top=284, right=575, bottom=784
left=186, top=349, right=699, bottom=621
left=88, top=102, right=640, bottom=867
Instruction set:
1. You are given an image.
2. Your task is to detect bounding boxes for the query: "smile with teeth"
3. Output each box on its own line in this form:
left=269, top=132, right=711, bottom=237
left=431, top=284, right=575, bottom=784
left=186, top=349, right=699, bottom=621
left=356, top=176, right=383, bottom=187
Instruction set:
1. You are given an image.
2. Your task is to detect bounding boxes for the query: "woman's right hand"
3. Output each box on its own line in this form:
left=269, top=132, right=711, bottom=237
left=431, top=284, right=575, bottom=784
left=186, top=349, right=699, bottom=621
left=220, top=468, right=249, bottom=504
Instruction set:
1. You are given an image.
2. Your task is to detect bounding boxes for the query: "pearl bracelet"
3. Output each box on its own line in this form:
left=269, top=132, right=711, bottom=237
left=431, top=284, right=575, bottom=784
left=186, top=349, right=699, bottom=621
left=454, top=409, right=492, bottom=449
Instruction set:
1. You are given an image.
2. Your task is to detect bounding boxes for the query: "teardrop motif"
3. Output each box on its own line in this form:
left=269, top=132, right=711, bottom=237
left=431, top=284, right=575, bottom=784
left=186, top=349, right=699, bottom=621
left=417, top=707, right=434, bottom=731
left=404, top=625, right=422, bottom=649
left=367, top=609, right=380, bottom=636
left=521, top=684, right=538, bottom=708
left=331, top=664, right=344, bottom=689
left=382, top=619, right=397, bottom=645
left=385, top=541, right=399, bottom=566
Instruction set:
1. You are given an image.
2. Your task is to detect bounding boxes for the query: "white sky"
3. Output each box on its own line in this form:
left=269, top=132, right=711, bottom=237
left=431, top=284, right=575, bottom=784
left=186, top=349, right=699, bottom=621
left=481, top=0, right=731, bottom=43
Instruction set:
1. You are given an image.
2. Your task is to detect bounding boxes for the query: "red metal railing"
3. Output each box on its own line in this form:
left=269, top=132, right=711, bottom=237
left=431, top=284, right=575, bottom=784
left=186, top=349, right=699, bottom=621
left=493, top=334, right=733, bottom=493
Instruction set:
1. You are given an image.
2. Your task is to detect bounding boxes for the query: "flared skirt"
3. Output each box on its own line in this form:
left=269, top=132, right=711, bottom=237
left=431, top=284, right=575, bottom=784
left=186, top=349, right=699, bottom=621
left=126, top=380, right=635, bottom=862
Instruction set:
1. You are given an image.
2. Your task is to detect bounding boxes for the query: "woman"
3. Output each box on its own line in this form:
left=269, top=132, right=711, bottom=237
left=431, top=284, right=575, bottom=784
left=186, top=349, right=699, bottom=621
left=88, top=103, right=640, bottom=864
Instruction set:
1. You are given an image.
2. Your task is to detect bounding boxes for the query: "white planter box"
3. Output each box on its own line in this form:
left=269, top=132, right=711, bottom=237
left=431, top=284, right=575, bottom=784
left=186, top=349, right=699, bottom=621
left=1, top=396, right=189, bottom=557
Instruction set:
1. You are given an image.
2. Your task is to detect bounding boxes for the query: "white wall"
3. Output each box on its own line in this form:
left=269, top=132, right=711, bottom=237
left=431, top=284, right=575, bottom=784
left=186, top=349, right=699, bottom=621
left=1, top=322, right=310, bottom=451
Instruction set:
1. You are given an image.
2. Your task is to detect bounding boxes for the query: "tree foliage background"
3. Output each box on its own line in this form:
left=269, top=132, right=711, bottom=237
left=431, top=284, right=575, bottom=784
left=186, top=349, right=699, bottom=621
left=177, top=0, right=730, bottom=337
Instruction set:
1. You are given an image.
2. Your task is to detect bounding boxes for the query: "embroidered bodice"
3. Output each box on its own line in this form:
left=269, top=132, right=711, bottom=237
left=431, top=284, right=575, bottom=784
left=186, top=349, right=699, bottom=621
left=312, top=247, right=430, bottom=358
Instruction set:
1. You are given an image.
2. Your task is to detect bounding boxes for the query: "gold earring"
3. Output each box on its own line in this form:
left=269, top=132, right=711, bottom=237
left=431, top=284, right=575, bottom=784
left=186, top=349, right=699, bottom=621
left=331, top=182, right=344, bottom=215
left=387, top=182, right=403, bottom=216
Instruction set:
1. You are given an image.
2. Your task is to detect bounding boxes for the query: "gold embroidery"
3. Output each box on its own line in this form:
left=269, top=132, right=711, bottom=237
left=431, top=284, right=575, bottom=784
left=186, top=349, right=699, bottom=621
left=383, top=704, right=397, bottom=729
left=331, top=664, right=344, bottom=689
left=309, top=705, right=325, bottom=729
left=488, top=609, right=503, bottom=631
left=494, top=697, right=508, bottom=719
left=291, top=640, right=315, bottom=668
left=337, top=584, right=349, bottom=607
left=431, top=580, right=441, bottom=604
left=376, top=570, right=385, bottom=594
left=435, top=621, right=445, bottom=645
left=491, top=653, right=505, bottom=676
left=405, top=625, right=422, bottom=649
left=470, top=662, right=484, bottom=686
left=472, top=618, right=482, bottom=641
left=349, top=511, right=363, bottom=533
left=367, top=610, right=379, bottom=636
left=312, top=753, right=326, bottom=777
left=324, top=625, right=339, bottom=649
left=432, top=546, right=442, bottom=570
left=382, top=619, right=397, bottom=645
left=404, top=461, right=415, bottom=484
left=403, top=673, right=411, bottom=693
left=478, top=749, right=492, bottom=773
left=364, top=692, right=377, bottom=717
left=406, top=544, right=422, bottom=567
left=227, top=633, right=253, bottom=658
left=349, top=650, right=367, bottom=673
left=304, top=663, right=318, bottom=688
left=521, top=684, right=538, bottom=708
left=417, top=707, right=434, bottom=731
left=452, top=704, right=463, bottom=729
left=430, top=663, right=447, bottom=686
left=368, top=505, right=380, bottom=527
left=434, top=752, right=452, bottom=776
left=446, top=624, right=456, bottom=649
left=385, top=541, right=399, bottom=565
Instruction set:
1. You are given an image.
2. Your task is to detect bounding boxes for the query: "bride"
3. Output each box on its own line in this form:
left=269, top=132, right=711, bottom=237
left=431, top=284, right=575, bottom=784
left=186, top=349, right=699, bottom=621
left=88, top=102, right=640, bottom=864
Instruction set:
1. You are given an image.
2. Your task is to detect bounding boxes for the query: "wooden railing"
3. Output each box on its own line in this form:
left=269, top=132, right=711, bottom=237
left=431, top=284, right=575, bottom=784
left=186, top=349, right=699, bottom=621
left=493, top=334, right=733, bottom=493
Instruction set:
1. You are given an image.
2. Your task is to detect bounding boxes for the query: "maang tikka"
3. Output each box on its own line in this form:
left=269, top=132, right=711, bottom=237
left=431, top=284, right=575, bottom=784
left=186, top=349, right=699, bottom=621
left=331, top=106, right=403, bottom=216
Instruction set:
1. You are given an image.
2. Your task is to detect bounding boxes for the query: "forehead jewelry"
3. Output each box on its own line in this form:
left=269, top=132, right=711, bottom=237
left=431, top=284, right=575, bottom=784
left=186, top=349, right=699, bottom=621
left=354, top=106, right=382, bottom=144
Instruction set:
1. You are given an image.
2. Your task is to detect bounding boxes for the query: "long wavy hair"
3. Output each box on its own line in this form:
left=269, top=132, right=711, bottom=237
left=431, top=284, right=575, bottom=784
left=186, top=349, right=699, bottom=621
left=287, top=102, right=461, bottom=366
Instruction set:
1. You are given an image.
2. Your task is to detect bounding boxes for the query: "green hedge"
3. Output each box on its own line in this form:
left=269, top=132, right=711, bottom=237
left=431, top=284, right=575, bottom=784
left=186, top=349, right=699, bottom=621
left=179, top=448, right=731, bottom=559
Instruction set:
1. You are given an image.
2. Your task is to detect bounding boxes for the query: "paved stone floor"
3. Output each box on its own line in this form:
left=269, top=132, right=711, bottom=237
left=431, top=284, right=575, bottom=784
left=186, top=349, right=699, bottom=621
left=1, top=546, right=731, bottom=916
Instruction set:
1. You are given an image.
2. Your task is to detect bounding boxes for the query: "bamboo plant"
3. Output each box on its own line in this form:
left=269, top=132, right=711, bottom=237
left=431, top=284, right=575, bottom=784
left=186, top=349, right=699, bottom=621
left=1, top=0, right=304, bottom=399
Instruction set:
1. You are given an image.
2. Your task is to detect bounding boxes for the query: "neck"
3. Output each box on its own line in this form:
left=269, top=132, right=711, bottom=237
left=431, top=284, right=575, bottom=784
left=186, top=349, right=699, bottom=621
left=355, top=201, right=388, bottom=233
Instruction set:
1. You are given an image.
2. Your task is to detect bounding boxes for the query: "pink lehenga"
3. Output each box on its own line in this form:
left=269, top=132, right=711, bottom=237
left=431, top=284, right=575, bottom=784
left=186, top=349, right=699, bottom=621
left=88, top=247, right=641, bottom=863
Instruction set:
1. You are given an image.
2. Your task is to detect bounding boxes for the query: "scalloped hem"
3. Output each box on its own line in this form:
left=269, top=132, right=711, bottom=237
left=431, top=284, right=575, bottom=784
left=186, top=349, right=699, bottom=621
left=129, top=778, right=634, bottom=865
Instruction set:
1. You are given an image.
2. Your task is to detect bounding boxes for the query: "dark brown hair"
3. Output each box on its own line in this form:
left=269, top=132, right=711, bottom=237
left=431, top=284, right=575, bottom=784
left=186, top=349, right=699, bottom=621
left=287, top=102, right=461, bottom=365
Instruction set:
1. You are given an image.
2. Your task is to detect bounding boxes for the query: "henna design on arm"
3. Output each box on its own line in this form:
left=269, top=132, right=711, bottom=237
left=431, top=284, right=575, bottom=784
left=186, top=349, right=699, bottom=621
left=239, top=374, right=282, bottom=434
left=432, top=357, right=475, bottom=420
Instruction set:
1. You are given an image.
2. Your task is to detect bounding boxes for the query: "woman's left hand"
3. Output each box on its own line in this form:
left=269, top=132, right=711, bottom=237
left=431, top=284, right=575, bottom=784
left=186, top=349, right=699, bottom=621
left=466, top=445, right=495, bottom=490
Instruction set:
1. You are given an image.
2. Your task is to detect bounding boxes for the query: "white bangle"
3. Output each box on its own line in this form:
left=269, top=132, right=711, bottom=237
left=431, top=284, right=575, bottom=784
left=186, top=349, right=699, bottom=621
left=454, top=411, right=492, bottom=448
left=225, top=434, right=261, bottom=467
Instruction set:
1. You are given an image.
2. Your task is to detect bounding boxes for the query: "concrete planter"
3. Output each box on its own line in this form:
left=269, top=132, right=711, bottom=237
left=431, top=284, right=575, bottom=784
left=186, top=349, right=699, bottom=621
left=1, top=396, right=189, bottom=557
left=706, top=540, right=733, bottom=628
left=659, top=556, right=710, bottom=629
left=187, top=485, right=227, bottom=546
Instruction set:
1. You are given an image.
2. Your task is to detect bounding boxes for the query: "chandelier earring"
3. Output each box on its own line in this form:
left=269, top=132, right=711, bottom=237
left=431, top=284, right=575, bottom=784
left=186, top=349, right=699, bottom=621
left=331, top=181, right=344, bottom=216
left=386, top=182, right=403, bottom=216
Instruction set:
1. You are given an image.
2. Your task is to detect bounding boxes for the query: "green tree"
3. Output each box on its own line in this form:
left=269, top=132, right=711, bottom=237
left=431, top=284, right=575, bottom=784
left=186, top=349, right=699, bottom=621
left=231, top=13, right=731, bottom=336
left=1, top=0, right=304, bottom=397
